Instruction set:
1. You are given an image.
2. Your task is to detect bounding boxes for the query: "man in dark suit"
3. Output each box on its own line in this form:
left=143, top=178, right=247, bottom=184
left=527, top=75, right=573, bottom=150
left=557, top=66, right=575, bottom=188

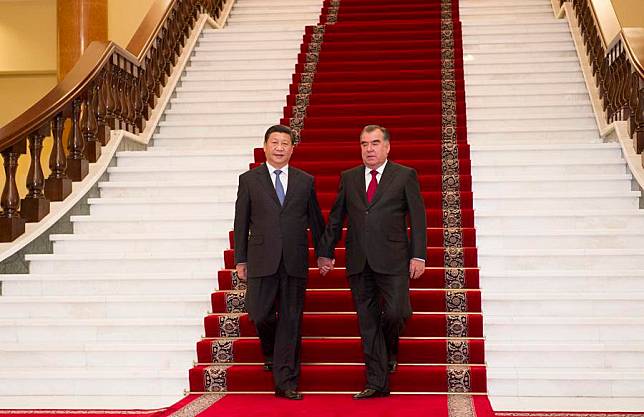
left=317, top=124, right=427, bottom=399
left=234, top=125, right=325, bottom=400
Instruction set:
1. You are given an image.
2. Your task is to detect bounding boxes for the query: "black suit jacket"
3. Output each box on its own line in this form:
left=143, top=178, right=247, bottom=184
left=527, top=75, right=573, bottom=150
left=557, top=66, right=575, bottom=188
left=318, top=161, right=427, bottom=276
left=234, top=163, right=325, bottom=279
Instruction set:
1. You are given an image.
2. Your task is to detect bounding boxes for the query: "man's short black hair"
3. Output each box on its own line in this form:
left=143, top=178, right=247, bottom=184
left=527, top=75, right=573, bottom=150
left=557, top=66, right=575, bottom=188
left=264, top=125, right=294, bottom=144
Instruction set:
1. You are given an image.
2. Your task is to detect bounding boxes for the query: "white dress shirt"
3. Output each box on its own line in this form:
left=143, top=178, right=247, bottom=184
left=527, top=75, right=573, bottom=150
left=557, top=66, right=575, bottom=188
left=266, top=162, right=289, bottom=193
left=364, top=160, right=388, bottom=191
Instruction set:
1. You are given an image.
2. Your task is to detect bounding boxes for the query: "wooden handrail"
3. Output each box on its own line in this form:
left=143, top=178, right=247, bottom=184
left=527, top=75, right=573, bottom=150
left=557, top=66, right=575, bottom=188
left=588, top=0, right=621, bottom=50
left=0, top=0, right=225, bottom=242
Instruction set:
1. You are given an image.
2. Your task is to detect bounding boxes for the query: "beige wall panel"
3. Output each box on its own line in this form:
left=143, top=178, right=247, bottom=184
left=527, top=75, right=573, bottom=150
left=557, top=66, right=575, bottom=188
left=0, top=74, right=57, bottom=126
left=108, top=0, right=157, bottom=47
left=611, top=0, right=644, bottom=27
left=0, top=0, right=57, bottom=72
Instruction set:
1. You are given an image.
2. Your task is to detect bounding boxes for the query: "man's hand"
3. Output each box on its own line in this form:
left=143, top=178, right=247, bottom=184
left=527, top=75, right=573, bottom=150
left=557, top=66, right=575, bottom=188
left=317, top=257, right=335, bottom=276
left=236, top=263, right=247, bottom=281
left=409, top=259, right=425, bottom=280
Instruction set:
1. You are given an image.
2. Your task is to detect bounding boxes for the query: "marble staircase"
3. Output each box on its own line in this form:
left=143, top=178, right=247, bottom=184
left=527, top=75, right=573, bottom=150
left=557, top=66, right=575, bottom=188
left=461, top=0, right=644, bottom=412
left=0, top=0, right=322, bottom=409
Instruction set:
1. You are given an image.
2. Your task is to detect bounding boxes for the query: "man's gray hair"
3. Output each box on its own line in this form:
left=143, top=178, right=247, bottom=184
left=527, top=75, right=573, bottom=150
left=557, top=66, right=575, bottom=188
left=360, top=124, right=390, bottom=142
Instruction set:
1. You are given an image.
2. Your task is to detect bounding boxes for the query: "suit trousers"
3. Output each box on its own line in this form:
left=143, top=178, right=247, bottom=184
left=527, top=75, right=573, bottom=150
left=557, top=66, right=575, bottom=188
left=348, top=262, right=412, bottom=392
left=245, top=260, right=307, bottom=391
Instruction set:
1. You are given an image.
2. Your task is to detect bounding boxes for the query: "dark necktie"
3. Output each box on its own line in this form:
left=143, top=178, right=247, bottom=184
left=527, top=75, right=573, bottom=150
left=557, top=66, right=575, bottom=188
left=366, top=170, right=378, bottom=203
left=274, top=170, right=285, bottom=206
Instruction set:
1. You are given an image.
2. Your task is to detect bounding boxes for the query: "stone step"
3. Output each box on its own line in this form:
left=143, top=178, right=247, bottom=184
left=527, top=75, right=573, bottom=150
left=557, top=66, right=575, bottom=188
left=475, top=209, right=644, bottom=230
left=465, top=82, right=588, bottom=96
left=107, top=166, right=248, bottom=182
left=471, top=160, right=625, bottom=176
left=483, top=291, right=644, bottom=316
left=51, top=232, right=230, bottom=254
left=462, top=32, right=572, bottom=44
left=0, top=318, right=202, bottom=343
left=460, top=6, right=552, bottom=16
left=465, top=72, right=584, bottom=85
left=0, top=272, right=216, bottom=296
left=466, top=41, right=574, bottom=53
left=0, top=295, right=210, bottom=319
left=486, top=342, right=644, bottom=369
left=115, top=150, right=251, bottom=169
left=480, top=269, right=644, bottom=292
left=170, top=89, right=287, bottom=101
left=0, top=342, right=195, bottom=369
left=230, top=5, right=322, bottom=16
left=474, top=191, right=639, bottom=211
left=0, top=368, right=186, bottom=397
left=151, top=136, right=261, bottom=149
left=0, top=395, right=180, bottom=410
left=465, top=93, right=593, bottom=107
left=464, top=52, right=579, bottom=64
left=181, top=69, right=296, bottom=81
left=156, top=122, right=274, bottom=138
left=189, top=49, right=298, bottom=62
left=478, top=228, right=644, bottom=250
left=466, top=104, right=593, bottom=118
left=162, top=109, right=281, bottom=124
left=226, top=14, right=322, bottom=24
left=167, top=99, right=284, bottom=113
left=468, top=116, right=597, bottom=132
left=199, top=30, right=305, bottom=42
left=70, top=215, right=232, bottom=235
left=86, top=198, right=235, bottom=218
left=487, top=368, right=644, bottom=398
left=25, top=252, right=222, bottom=274
left=98, top=182, right=238, bottom=199
left=175, top=78, right=291, bottom=91
left=470, top=143, right=622, bottom=162
left=468, top=132, right=602, bottom=145
left=479, top=248, right=644, bottom=270
left=472, top=175, right=632, bottom=194
left=484, top=316, right=644, bottom=342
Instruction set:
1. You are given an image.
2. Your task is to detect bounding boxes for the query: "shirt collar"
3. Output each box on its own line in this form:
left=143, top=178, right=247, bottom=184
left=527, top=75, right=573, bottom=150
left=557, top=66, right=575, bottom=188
left=365, top=160, right=388, bottom=176
left=266, top=162, right=289, bottom=175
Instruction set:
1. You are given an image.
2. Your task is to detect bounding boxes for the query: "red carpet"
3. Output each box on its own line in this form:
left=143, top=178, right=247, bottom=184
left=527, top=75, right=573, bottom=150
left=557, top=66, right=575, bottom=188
left=188, top=0, right=486, bottom=402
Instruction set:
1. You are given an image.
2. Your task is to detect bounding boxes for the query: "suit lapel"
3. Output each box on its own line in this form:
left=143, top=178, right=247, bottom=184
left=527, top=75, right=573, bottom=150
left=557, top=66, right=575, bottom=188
left=282, top=168, right=299, bottom=209
left=354, top=167, right=368, bottom=209
left=256, top=163, right=281, bottom=208
left=368, top=161, right=396, bottom=208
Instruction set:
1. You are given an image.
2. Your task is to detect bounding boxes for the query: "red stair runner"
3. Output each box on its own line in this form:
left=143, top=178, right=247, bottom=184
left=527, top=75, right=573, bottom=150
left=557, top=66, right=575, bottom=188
left=188, top=0, right=489, bottom=407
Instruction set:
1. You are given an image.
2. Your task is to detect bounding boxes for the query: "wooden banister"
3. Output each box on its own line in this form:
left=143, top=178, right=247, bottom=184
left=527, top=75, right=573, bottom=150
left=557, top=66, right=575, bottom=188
left=0, top=0, right=225, bottom=242
left=570, top=0, right=644, bottom=152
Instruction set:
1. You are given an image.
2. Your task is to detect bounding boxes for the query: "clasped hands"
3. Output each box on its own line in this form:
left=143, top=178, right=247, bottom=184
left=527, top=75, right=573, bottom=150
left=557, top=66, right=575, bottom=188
left=317, top=257, right=335, bottom=276
left=317, top=257, right=425, bottom=279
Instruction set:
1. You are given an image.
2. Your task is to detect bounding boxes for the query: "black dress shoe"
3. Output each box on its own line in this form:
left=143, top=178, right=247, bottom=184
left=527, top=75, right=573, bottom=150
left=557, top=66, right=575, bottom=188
left=353, top=388, right=390, bottom=399
left=388, top=360, right=397, bottom=374
left=275, top=389, right=303, bottom=400
left=263, top=359, right=273, bottom=371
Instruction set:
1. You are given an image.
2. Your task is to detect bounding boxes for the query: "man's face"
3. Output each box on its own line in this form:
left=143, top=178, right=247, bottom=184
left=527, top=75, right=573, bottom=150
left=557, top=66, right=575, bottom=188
left=360, top=129, right=390, bottom=170
left=264, top=132, right=294, bottom=169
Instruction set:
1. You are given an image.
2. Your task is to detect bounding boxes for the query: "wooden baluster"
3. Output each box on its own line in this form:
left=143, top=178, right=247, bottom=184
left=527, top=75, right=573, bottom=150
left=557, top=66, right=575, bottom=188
left=0, top=141, right=27, bottom=242
left=96, top=69, right=111, bottom=145
left=636, top=76, right=644, bottom=152
left=105, top=62, right=118, bottom=130
left=45, top=114, right=72, bottom=201
left=136, top=68, right=147, bottom=133
left=151, top=47, right=162, bottom=104
left=21, top=128, right=51, bottom=223
left=66, top=98, right=89, bottom=181
left=147, top=53, right=158, bottom=109
left=114, top=64, right=124, bottom=129
left=127, top=66, right=136, bottom=132
left=84, top=85, right=102, bottom=162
